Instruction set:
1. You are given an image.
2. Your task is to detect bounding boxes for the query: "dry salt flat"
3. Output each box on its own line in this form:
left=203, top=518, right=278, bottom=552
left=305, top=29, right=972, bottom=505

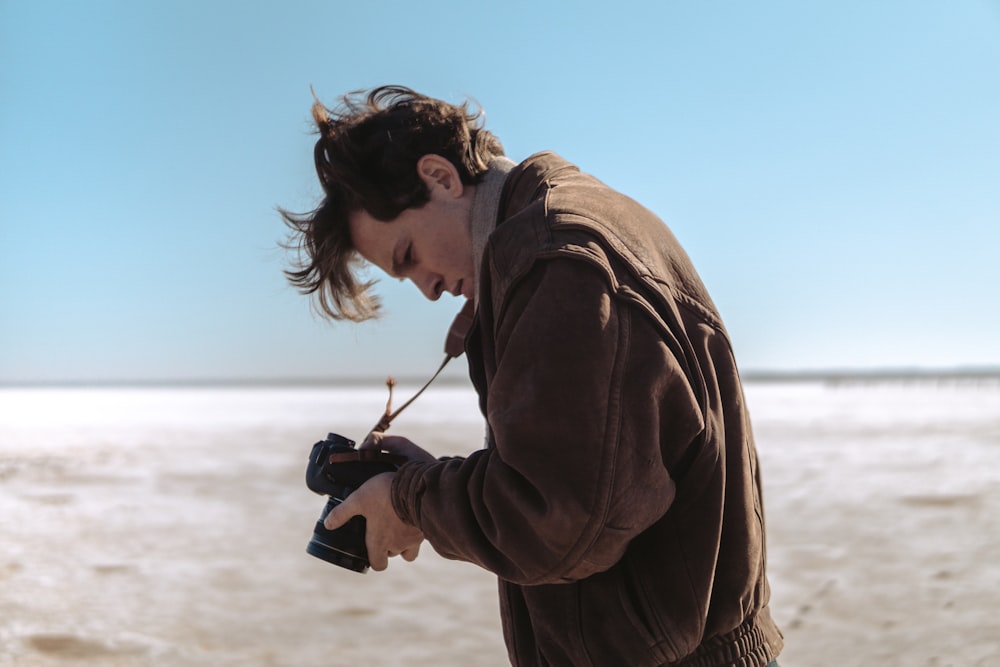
left=1, top=377, right=998, bottom=666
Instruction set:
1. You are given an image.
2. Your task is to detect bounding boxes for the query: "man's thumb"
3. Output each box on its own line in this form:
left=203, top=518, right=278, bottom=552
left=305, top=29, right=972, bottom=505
left=323, top=500, right=355, bottom=531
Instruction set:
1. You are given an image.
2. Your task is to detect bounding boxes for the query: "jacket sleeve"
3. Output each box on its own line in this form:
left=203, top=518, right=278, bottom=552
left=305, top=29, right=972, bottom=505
left=391, top=257, right=704, bottom=585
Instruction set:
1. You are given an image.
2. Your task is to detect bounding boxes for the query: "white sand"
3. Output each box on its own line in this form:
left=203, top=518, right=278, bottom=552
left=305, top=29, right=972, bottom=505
left=1, top=380, right=998, bottom=666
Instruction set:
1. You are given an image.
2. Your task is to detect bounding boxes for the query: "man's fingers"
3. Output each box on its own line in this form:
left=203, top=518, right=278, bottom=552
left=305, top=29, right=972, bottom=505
left=359, top=431, right=382, bottom=450
left=401, top=543, right=421, bottom=562
left=368, top=549, right=389, bottom=572
left=365, top=434, right=437, bottom=463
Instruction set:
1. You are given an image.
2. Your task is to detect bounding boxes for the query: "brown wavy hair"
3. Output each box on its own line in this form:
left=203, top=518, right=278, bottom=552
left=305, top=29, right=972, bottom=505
left=281, top=85, right=505, bottom=321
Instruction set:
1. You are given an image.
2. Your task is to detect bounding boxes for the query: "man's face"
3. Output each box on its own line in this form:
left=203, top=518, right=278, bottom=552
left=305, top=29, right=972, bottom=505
left=349, top=197, right=476, bottom=302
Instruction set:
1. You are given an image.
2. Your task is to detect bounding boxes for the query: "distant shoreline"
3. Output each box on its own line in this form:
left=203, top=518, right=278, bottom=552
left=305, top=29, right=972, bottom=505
left=743, top=367, right=1000, bottom=384
left=3, top=367, right=1000, bottom=389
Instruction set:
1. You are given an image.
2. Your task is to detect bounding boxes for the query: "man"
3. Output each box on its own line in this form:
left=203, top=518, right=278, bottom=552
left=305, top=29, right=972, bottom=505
left=283, top=85, right=783, bottom=666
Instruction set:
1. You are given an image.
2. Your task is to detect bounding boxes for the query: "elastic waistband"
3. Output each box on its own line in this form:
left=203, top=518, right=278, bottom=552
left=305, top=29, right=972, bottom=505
left=671, top=609, right=783, bottom=667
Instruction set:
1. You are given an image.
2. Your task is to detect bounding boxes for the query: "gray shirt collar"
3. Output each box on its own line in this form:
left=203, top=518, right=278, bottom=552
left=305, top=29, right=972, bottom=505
left=469, top=156, right=517, bottom=302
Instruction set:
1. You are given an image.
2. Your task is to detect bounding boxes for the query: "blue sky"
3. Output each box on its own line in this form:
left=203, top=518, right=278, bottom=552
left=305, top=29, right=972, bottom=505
left=2, top=1, right=998, bottom=384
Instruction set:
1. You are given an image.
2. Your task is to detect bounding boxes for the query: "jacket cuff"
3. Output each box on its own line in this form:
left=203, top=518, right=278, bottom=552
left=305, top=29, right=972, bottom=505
left=390, top=460, right=432, bottom=527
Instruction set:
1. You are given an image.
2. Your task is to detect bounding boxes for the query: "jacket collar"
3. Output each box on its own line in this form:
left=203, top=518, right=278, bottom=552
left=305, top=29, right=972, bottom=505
left=497, top=152, right=579, bottom=223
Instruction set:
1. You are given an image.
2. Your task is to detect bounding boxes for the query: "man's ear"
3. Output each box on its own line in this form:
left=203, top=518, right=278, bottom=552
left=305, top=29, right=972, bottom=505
left=416, top=155, right=464, bottom=199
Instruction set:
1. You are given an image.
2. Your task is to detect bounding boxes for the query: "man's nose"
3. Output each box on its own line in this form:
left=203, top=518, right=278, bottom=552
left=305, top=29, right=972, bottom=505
left=415, top=273, right=443, bottom=301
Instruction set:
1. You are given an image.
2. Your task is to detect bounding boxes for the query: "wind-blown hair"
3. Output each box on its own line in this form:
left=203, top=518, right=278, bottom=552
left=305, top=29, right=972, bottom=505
left=281, top=85, right=505, bottom=321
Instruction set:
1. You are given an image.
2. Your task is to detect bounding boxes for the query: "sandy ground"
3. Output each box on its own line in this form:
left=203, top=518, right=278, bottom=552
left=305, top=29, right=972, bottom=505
left=1, top=380, right=998, bottom=666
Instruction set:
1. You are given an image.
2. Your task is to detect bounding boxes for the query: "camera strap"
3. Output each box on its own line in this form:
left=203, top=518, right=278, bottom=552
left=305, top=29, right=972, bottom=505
left=369, top=299, right=476, bottom=434
left=370, top=353, right=454, bottom=434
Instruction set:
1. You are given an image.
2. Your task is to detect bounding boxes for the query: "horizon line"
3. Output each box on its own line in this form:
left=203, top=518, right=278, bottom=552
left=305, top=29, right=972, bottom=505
left=3, top=365, right=1000, bottom=389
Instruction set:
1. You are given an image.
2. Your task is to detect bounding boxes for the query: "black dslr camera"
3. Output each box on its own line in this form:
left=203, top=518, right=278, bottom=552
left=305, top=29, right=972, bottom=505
left=304, top=433, right=405, bottom=573
left=303, top=362, right=455, bottom=572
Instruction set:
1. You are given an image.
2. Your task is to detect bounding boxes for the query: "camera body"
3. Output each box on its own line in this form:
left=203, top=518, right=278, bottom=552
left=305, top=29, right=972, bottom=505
left=305, top=433, right=402, bottom=572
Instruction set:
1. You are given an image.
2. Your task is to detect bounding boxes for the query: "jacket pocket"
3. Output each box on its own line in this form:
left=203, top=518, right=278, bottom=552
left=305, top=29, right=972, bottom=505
left=576, top=561, right=674, bottom=666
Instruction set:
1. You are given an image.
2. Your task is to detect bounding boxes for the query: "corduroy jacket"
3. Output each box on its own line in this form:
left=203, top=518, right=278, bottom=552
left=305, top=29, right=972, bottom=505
left=392, top=153, right=783, bottom=666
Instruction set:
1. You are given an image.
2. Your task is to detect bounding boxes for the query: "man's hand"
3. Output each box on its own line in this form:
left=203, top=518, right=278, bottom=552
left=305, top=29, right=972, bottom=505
left=323, top=471, right=425, bottom=571
left=360, top=432, right=437, bottom=463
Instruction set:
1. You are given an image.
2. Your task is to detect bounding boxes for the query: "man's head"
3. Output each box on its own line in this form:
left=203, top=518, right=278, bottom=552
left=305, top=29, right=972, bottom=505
left=282, top=85, right=505, bottom=321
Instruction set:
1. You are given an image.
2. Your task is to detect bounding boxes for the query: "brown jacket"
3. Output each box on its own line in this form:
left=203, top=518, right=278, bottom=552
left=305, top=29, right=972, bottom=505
left=392, top=153, right=783, bottom=666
